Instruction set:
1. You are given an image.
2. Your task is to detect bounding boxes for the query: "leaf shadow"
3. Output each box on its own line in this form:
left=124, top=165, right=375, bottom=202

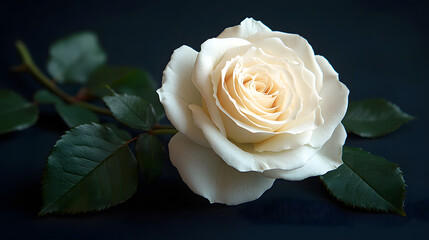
left=239, top=198, right=351, bottom=226
left=9, top=172, right=428, bottom=225
left=10, top=176, right=225, bottom=220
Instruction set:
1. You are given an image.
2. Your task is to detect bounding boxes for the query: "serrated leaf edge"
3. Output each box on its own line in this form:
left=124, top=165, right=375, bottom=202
left=320, top=148, right=406, bottom=216
left=39, top=123, right=135, bottom=215
left=103, top=93, right=155, bottom=131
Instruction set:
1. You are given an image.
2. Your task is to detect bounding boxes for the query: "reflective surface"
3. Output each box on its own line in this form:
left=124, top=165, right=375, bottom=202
left=1, top=0, right=428, bottom=239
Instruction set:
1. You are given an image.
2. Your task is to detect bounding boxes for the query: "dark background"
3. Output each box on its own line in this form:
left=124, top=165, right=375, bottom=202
left=1, top=0, right=428, bottom=239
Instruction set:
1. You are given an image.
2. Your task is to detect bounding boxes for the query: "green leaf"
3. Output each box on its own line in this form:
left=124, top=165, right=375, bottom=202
left=34, top=89, right=99, bottom=128
left=320, top=147, right=406, bottom=216
left=0, top=89, right=38, bottom=134
left=87, top=66, right=138, bottom=96
left=104, top=123, right=132, bottom=141
left=47, top=31, right=107, bottom=84
left=343, top=99, right=414, bottom=138
left=110, top=70, right=164, bottom=120
left=88, top=66, right=164, bottom=120
left=55, top=103, right=100, bottom=128
left=103, top=92, right=156, bottom=131
left=136, top=133, right=164, bottom=181
left=40, top=123, right=138, bottom=215
left=34, top=89, right=62, bottom=105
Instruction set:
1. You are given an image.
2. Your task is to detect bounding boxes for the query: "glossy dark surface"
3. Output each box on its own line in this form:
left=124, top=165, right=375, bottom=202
left=1, top=0, right=428, bottom=239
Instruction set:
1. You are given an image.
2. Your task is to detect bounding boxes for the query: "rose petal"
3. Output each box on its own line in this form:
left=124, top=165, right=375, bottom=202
left=253, top=130, right=313, bottom=152
left=157, top=45, right=209, bottom=146
left=219, top=110, right=275, bottom=143
left=209, top=39, right=321, bottom=143
left=263, top=124, right=346, bottom=180
left=279, top=106, right=324, bottom=134
left=189, top=104, right=320, bottom=172
left=192, top=38, right=251, bottom=136
left=217, top=37, right=303, bottom=65
left=169, top=133, right=275, bottom=205
left=218, top=18, right=272, bottom=39
left=247, top=32, right=324, bottom=91
left=308, top=55, right=349, bottom=148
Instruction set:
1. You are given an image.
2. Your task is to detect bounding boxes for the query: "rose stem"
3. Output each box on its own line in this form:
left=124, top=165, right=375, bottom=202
left=14, top=40, right=112, bottom=116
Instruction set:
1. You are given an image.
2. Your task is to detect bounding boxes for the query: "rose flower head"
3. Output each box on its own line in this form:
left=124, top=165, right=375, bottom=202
left=157, top=18, right=349, bottom=205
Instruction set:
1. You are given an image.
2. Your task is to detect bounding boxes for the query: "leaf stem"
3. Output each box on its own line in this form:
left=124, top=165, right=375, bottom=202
left=14, top=40, right=112, bottom=116
left=154, top=124, right=176, bottom=130
left=150, top=128, right=178, bottom=135
left=125, top=136, right=138, bottom=145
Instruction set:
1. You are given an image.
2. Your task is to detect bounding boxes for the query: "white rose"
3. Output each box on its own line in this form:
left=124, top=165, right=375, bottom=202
left=157, top=18, right=349, bottom=205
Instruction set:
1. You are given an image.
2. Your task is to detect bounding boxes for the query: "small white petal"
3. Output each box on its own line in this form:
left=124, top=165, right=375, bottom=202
left=169, top=133, right=275, bottom=205
left=263, top=124, right=346, bottom=181
left=218, top=18, right=272, bottom=39
left=158, top=45, right=208, bottom=146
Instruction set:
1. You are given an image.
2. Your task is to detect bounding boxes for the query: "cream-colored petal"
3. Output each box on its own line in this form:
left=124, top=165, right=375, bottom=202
left=263, top=124, right=346, bottom=180
left=212, top=46, right=307, bottom=135
left=279, top=106, right=323, bottom=134
left=275, top=62, right=321, bottom=133
left=250, top=37, right=302, bottom=63
left=247, top=32, right=324, bottom=91
left=158, top=45, right=208, bottom=146
left=169, top=133, right=275, bottom=205
left=308, top=56, right=349, bottom=147
left=189, top=104, right=320, bottom=172
left=220, top=109, right=276, bottom=143
left=254, top=130, right=312, bottom=152
left=192, top=38, right=251, bottom=136
left=218, top=18, right=272, bottom=39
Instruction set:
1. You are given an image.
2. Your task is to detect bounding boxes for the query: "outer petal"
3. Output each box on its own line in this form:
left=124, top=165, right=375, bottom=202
left=169, top=133, right=275, bottom=205
left=308, top=56, right=349, bottom=147
left=189, top=104, right=320, bottom=172
left=157, top=46, right=209, bottom=146
left=218, top=18, right=272, bottom=39
left=263, top=124, right=346, bottom=181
